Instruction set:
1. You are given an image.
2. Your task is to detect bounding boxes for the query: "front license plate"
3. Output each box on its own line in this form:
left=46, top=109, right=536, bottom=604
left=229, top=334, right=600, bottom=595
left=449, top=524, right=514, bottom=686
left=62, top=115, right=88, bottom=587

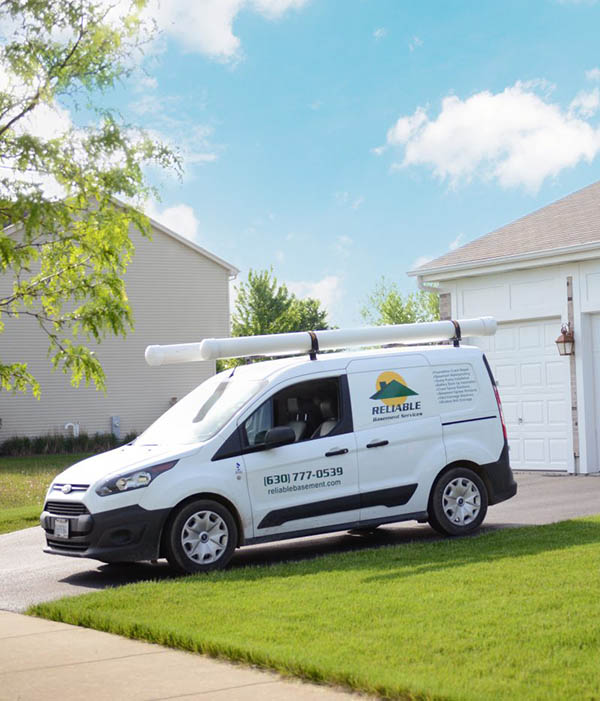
left=54, top=518, right=69, bottom=539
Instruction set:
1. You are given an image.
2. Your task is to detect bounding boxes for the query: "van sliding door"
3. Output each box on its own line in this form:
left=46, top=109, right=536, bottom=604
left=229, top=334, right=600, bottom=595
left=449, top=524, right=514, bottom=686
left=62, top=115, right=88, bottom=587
left=347, top=355, right=445, bottom=522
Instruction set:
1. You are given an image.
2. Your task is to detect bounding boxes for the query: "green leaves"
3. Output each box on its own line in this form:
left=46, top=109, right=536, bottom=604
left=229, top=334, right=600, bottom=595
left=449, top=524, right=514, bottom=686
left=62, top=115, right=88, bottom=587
left=232, top=268, right=329, bottom=338
left=0, top=1, right=179, bottom=397
left=361, top=277, right=440, bottom=326
left=220, top=268, right=330, bottom=369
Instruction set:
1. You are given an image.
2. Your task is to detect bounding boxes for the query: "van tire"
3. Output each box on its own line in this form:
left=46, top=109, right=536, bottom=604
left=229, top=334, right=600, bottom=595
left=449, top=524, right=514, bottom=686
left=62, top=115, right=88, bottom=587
left=165, top=499, right=238, bottom=574
left=428, top=467, right=488, bottom=536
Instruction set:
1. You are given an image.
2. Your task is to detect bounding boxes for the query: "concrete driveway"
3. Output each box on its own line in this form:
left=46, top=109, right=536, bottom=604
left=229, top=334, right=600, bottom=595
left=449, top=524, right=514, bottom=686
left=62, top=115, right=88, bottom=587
left=1, top=471, right=599, bottom=613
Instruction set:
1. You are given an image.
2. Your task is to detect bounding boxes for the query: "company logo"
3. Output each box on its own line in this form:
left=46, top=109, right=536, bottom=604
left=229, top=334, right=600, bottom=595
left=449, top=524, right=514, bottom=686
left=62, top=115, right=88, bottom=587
left=370, top=372, right=421, bottom=418
left=370, top=372, right=418, bottom=405
left=61, top=484, right=72, bottom=494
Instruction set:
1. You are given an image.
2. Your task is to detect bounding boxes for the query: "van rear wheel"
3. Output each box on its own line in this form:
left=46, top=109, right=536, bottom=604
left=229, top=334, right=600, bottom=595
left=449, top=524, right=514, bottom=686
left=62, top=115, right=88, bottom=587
left=165, top=499, right=238, bottom=574
left=428, top=467, right=488, bottom=536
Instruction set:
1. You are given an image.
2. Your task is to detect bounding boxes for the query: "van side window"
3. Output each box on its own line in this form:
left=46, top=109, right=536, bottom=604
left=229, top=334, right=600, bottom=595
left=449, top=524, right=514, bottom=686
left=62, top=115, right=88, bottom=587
left=242, top=377, right=344, bottom=449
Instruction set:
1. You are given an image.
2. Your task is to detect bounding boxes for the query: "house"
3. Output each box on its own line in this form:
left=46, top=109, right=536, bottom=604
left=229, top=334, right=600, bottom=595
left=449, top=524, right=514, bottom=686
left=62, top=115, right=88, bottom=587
left=0, top=213, right=238, bottom=440
left=409, top=180, right=600, bottom=474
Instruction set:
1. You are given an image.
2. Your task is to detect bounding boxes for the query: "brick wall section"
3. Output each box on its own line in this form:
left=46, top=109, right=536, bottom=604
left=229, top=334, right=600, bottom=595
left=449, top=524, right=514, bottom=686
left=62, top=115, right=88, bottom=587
left=439, top=292, right=451, bottom=320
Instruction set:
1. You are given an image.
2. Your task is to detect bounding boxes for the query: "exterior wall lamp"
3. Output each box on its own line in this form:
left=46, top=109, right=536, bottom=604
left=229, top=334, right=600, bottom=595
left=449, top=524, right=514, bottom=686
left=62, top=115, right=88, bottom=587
left=555, top=322, right=575, bottom=356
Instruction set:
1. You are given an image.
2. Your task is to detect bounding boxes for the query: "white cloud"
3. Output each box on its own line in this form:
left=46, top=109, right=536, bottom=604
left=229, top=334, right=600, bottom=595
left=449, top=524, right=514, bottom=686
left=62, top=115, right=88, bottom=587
left=586, top=67, right=600, bottom=81
left=334, top=191, right=364, bottom=210
left=288, top=275, right=342, bottom=319
left=333, top=234, right=353, bottom=258
left=569, top=88, right=600, bottom=118
left=409, top=36, right=423, bottom=52
left=146, top=0, right=311, bottom=61
left=384, top=81, right=600, bottom=192
left=145, top=201, right=200, bottom=240
left=275, top=249, right=285, bottom=262
left=387, top=108, right=428, bottom=145
left=138, top=75, right=158, bottom=91
left=449, top=233, right=465, bottom=250
left=141, top=120, right=219, bottom=175
left=373, top=27, right=387, bottom=40
left=0, top=65, right=74, bottom=199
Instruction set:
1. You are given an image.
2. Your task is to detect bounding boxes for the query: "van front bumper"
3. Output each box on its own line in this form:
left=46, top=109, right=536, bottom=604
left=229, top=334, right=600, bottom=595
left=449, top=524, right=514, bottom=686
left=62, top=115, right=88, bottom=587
left=41, top=503, right=170, bottom=563
left=480, top=442, right=517, bottom=505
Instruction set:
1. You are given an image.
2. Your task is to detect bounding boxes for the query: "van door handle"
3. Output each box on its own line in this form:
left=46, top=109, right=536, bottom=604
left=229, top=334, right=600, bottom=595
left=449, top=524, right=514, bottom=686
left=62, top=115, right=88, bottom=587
left=325, top=448, right=348, bottom=457
left=366, top=440, right=389, bottom=448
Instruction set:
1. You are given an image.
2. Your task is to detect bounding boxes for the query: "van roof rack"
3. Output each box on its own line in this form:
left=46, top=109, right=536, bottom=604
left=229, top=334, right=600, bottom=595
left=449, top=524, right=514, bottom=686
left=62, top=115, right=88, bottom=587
left=145, top=317, right=497, bottom=367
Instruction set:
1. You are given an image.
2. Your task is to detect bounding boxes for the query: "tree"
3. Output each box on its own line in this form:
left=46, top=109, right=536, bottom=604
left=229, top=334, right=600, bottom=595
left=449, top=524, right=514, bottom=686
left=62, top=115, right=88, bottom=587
left=361, top=277, right=439, bottom=326
left=221, top=268, right=329, bottom=368
left=0, top=0, right=178, bottom=398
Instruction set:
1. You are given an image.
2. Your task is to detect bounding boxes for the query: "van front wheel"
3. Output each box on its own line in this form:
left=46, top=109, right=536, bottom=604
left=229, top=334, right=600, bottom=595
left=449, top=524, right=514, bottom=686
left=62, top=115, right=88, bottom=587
left=428, top=468, right=488, bottom=536
left=165, top=499, right=238, bottom=574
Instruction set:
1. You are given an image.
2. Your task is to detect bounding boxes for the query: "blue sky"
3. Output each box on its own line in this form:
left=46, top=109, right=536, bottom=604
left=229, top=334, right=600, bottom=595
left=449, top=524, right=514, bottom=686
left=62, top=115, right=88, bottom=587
left=110, top=0, right=600, bottom=327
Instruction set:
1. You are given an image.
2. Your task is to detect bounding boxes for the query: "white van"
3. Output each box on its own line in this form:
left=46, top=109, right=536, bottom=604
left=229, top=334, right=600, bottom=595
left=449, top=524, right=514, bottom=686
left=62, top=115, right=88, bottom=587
left=41, top=318, right=517, bottom=573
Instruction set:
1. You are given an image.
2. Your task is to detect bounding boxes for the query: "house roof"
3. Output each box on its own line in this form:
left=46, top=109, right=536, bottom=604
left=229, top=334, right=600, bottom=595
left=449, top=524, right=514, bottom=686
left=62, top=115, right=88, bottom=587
left=410, top=180, right=600, bottom=276
left=3, top=198, right=240, bottom=277
left=111, top=197, right=239, bottom=277
left=147, top=215, right=239, bottom=277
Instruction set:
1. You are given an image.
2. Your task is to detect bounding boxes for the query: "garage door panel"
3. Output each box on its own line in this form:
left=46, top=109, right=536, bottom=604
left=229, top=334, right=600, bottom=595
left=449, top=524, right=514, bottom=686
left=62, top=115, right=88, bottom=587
left=496, top=365, right=517, bottom=388
left=546, top=361, right=566, bottom=385
left=495, top=327, right=517, bottom=351
left=522, top=401, right=544, bottom=424
left=519, top=324, right=541, bottom=349
left=502, top=400, right=519, bottom=424
left=521, top=363, right=543, bottom=386
left=549, top=439, right=568, bottom=465
left=547, top=400, right=568, bottom=425
left=473, top=318, right=569, bottom=471
left=523, top=438, right=546, bottom=463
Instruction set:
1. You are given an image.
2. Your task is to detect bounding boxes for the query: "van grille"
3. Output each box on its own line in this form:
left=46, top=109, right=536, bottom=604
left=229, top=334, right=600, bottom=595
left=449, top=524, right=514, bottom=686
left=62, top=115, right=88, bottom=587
left=44, top=501, right=89, bottom=516
left=47, top=539, right=89, bottom=552
left=52, top=483, right=89, bottom=493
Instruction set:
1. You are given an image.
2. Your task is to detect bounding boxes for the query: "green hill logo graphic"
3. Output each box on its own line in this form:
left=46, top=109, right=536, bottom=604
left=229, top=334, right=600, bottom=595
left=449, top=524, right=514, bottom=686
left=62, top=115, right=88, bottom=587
left=370, top=371, right=419, bottom=408
left=370, top=379, right=418, bottom=401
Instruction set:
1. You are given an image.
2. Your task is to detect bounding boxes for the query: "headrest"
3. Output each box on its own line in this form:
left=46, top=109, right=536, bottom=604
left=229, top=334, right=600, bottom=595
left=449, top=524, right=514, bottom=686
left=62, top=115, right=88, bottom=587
left=319, top=399, right=335, bottom=419
left=287, top=397, right=299, bottom=413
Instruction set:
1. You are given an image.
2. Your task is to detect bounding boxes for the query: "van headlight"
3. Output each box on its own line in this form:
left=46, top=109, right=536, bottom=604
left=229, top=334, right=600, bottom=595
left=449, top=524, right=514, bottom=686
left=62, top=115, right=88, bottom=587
left=95, top=460, right=178, bottom=497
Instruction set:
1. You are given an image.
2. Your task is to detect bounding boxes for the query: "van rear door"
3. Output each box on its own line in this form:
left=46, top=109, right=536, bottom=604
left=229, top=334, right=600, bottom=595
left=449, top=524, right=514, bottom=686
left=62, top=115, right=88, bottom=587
left=347, top=354, right=445, bottom=522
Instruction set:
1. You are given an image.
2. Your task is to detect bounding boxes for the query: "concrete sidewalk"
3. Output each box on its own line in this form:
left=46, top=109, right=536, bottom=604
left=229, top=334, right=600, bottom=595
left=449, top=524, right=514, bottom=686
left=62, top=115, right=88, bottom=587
left=0, top=610, right=366, bottom=700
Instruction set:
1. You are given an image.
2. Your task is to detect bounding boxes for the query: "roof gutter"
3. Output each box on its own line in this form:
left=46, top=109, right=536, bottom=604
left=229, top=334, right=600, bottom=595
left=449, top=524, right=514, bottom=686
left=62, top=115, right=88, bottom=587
left=407, top=239, right=600, bottom=280
left=416, top=275, right=449, bottom=296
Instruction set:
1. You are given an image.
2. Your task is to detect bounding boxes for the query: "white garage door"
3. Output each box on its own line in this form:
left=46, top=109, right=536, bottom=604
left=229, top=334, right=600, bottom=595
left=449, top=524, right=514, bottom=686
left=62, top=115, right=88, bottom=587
left=472, top=319, right=570, bottom=471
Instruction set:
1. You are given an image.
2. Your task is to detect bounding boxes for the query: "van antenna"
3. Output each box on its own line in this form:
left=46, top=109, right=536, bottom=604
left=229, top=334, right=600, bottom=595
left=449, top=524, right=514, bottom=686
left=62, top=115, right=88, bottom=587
left=451, top=320, right=462, bottom=347
left=308, top=330, right=319, bottom=360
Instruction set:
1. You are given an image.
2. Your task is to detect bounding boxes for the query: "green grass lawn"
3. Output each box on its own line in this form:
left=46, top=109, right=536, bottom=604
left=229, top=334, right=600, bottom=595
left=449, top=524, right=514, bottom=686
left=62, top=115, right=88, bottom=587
left=29, top=517, right=600, bottom=700
left=0, top=453, right=90, bottom=534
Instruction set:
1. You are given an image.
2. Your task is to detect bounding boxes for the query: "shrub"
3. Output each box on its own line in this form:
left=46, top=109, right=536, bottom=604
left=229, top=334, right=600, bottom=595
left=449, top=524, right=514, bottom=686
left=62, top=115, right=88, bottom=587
left=0, top=432, right=138, bottom=457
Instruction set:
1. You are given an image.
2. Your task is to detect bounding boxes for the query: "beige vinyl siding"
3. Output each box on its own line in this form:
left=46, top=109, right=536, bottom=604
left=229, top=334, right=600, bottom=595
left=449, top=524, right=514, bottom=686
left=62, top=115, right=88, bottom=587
left=0, top=222, right=233, bottom=439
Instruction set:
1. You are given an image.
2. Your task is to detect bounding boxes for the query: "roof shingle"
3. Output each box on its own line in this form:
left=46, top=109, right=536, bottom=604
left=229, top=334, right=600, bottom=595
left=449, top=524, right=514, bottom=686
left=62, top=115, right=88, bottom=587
left=413, top=180, right=600, bottom=273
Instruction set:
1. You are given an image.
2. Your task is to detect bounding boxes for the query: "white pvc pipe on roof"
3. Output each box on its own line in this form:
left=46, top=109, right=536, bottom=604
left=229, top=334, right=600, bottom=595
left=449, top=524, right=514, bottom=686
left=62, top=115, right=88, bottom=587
left=145, top=317, right=497, bottom=367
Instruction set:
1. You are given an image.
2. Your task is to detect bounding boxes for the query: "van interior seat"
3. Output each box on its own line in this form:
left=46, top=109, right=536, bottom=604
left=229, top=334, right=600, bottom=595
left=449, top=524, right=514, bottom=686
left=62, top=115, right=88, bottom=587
left=285, top=397, right=307, bottom=442
left=311, top=399, right=338, bottom=438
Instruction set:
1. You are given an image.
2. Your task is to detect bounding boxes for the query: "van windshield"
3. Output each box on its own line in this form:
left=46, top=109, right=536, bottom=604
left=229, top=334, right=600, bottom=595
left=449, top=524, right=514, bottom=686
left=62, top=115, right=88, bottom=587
left=137, top=375, right=267, bottom=445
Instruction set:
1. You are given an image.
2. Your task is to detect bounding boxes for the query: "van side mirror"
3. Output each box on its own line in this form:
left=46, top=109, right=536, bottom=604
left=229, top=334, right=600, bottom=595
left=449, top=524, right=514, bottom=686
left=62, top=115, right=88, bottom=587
left=264, top=426, right=296, bottom=448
